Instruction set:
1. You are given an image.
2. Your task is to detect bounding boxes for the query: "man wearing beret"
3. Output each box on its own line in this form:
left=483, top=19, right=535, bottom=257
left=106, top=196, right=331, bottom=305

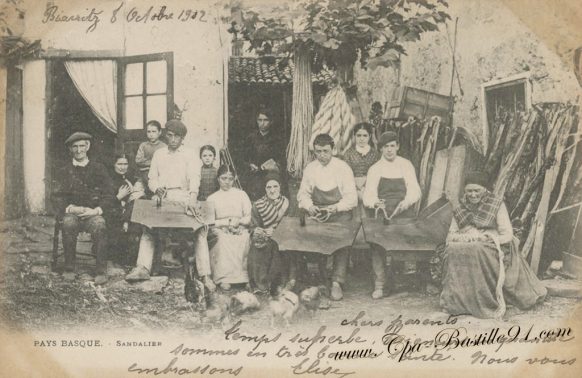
left=363, top=131, right=422, bottom=299
left=126, top=120, right=215, bottom=292
left=52, top=132, right=115, bottom=285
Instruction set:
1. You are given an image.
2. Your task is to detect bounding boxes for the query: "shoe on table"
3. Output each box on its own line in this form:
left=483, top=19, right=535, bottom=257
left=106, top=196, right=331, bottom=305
left=371, top=289, right=383, bottom=299
left=94, top=275, right=108, bottom=286
left=125, top=266, right=150, bottom=282
left=330, top=282, right=343, bottom=301
left=62, top=272, right=76, bottom=282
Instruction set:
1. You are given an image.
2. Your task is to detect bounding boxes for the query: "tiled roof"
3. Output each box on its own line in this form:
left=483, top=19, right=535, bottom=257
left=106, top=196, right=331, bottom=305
left=229, top=56, right=334, bottom=85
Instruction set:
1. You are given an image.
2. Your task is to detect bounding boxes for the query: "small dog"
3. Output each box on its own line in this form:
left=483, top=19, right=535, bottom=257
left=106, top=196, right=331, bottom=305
left=269, top=290, right=299, bottom=327
left=230, top=291, right=261, bottom=315
left=299, top=286, right=321, bottom=316
left=204, top=292, right=231, bottom=324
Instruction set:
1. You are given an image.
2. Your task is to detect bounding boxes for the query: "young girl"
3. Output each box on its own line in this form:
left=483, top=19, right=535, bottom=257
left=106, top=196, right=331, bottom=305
left=198, top=145, right=219, bottom=201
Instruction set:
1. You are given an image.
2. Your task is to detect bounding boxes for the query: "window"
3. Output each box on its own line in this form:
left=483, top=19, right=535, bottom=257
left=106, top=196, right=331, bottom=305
left=117, top=53, right=174, bottom=134
left=481, top=73, right=531, bottom=153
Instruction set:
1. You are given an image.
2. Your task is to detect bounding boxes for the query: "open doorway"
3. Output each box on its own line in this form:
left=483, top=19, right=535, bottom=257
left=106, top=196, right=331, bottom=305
left=46, top=60, right=116, bottom=213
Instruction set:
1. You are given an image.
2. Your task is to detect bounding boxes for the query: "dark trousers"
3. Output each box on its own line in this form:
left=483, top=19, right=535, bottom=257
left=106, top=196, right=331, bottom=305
left=108, top=221, right=141, bottom=266
left=62, top=214, right=107, bottom=274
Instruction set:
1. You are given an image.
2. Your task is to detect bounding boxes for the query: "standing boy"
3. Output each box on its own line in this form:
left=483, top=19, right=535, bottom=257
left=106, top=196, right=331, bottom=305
left=135, top=120, right=167, bottom=187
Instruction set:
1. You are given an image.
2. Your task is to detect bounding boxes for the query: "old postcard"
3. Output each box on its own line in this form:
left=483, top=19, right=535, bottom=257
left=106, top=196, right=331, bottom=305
left=1, top=0, right=581, bottom=377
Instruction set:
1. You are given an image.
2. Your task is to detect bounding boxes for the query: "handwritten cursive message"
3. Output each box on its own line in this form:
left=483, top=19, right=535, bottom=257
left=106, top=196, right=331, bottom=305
left=41, top=2, right=213, bottom=33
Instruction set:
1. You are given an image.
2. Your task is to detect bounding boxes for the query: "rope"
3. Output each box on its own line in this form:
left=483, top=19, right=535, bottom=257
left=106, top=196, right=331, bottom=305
left=487, top=232, right=507, bottom=320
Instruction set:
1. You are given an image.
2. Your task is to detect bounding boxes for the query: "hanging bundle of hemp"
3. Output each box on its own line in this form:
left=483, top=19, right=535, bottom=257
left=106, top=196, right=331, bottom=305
left=286, top=45, right=314, bottom=179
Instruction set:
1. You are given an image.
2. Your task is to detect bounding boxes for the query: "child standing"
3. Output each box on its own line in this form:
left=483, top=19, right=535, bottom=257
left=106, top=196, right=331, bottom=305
left=135, top=120, right=167, bottom=188
left=198, top=145, right=219, bottom=201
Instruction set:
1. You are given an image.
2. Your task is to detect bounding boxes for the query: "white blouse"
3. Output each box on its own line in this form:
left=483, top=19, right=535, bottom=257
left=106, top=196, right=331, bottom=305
left=207, top=188, right=252, bottom=224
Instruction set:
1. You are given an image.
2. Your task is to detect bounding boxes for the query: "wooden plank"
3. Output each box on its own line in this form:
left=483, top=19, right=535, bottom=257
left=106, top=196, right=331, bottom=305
left=131, top=199, right=215, bottom=230
left=427, top=145, right=468, bottom=205
left=362, top=198, right=452, bottom=252
left=272, top=217, right=361, bottom=255
left=427, top=149, right=448, bottom=204
left=41, top=49, right=123, bottom=59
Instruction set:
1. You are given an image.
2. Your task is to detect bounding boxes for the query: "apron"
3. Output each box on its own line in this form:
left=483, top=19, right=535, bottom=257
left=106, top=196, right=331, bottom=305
left=312, top=186, right=352, bottom=222
left=368, top=177, right=415, bottom=219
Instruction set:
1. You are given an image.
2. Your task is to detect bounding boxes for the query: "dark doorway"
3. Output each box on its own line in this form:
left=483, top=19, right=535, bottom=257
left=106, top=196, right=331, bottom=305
left=46, top=60, right=116, bottom=213
left=228, top=84, right=291, bottom=195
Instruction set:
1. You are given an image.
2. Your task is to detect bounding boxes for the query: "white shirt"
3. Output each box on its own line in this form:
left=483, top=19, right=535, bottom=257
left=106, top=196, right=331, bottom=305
left=148, top=146, right=200, bottom=196
left=72, top=158, right=89, bottom=167
left=297, top=157, right=357, bottom=212
left=363, top=156, right=421, bottom=209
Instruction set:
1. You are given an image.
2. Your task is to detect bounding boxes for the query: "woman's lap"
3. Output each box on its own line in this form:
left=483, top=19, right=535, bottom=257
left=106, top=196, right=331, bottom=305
left=209, top=228, right=250, bottom=284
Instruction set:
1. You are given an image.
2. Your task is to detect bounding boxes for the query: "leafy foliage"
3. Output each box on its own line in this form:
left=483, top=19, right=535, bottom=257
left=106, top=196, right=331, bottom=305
left=228, top=0, right=450, bottom=72
left=0, top=0, right=24, bottom=37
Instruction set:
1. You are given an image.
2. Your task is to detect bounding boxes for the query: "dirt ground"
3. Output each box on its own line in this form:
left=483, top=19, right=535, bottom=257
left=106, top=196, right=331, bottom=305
left=1, top=215, right=580, bottom=334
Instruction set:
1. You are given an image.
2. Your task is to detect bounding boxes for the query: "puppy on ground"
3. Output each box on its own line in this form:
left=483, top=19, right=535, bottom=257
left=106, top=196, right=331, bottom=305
left=299, top=286, right=327, bottom=317
left=269, top=290, right=299, bottom=328
left=230, top=291, right=261, bottom=315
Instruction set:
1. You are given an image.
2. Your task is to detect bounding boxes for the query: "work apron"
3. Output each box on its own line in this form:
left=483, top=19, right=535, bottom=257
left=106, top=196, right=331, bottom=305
left=368, top=177, right=415, bottom=219
left=312, top=186, right=352, bottom=222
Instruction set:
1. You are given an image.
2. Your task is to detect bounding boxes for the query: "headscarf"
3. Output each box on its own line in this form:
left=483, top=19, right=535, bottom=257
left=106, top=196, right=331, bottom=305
left=464, top=171, right=490, bottom=190
left=254, top=174, right=288, bottom=228
left=453, top=174, right=503, bottom=229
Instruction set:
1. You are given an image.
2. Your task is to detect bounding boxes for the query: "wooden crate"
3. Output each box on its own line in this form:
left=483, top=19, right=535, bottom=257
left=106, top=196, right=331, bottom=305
left=388, top=86, right=452, bottom=123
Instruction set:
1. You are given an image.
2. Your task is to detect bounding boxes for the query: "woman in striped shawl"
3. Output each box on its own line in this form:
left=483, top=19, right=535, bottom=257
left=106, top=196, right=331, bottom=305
left=248, top=173, right=289, bottom=294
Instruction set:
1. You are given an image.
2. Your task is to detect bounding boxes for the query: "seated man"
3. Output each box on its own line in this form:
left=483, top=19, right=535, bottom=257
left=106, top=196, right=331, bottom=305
left=297, top=133, right=358, bottom=301
left=52, top=132, right=115, bottom=285
left=125, top=120, right=215, bottom=292
left=363, top=131, right=421, bottom=299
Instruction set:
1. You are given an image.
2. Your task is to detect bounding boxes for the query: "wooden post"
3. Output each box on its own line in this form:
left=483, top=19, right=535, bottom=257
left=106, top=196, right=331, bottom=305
left=529, top=169, right=556, bottom=274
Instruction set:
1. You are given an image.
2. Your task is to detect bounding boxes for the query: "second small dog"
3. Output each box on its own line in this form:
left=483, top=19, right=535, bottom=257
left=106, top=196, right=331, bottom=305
left=269, top=290, right=299, bottom=327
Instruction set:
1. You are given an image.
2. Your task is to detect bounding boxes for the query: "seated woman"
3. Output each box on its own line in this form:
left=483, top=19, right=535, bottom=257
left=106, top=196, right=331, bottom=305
left=108, top=153, right=145, bottom=266
left=432, top=172, right=546, bottom=319
left=207, top=165, right=253, bottom=291
left=248, top=173, right=290, bottom=294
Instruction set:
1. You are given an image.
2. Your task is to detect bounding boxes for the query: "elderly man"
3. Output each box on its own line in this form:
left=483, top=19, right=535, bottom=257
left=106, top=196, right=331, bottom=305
left=125, top=120, right=215, bottom=292
left=363, top=131, right=421, bottom=299
left=53, top=132, right=115, bottom=285
left=297, top=133, right=358, bottom=300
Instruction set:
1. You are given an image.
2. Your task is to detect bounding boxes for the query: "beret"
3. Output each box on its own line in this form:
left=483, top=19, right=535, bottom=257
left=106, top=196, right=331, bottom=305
left=165, top=119, right=187, bottom=137
left=464, top=171, right=490, bottom=189
left=378, top=131, right=399, bottom=149
left=65, top=132, right=92, bottom=145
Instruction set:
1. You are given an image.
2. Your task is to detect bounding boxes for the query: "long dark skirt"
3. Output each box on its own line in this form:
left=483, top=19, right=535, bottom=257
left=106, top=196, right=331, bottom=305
left=432, top=239, right=547, bottom=318
left=248, top=239, right=283, bottom=292
left=107, top=221, right=141, bottom=266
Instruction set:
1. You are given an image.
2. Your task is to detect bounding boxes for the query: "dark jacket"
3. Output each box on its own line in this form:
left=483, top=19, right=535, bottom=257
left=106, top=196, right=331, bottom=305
left=52, top=160, right=115, bottom=217
left=242, top=130, right=286, bottom=171
left=110, top=171, right=141, bottom=223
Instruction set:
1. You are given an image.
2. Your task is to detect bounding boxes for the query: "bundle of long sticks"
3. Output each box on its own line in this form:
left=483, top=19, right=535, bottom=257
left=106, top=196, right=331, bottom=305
left=286, top=46, right=314, bottom=179
left=486, top=103, right=579, bottom=265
